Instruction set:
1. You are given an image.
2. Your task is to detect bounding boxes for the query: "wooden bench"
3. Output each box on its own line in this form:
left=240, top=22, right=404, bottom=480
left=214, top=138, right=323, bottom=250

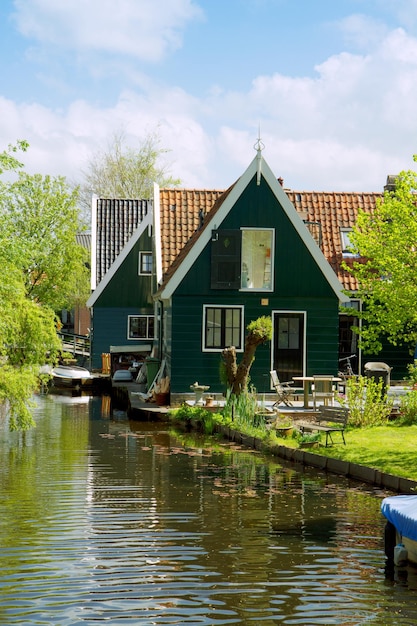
left=298, top=406, right=349, bottom=447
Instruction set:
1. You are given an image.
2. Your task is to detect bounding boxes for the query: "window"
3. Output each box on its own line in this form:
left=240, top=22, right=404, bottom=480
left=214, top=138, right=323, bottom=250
left=340, top=229, right=358, bottom=257
left=241, top=228, right=274, bottom=290
left=203, top=305, right=244, bottom=351
left=139, top=251, right=153, bottom=275
left=210, top=230, right=241, bottom=289
left=128, top=315, right=155, bottom=339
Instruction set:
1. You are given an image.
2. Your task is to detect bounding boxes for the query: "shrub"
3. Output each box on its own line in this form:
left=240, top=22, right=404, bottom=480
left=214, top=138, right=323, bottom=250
left=169, top=404, right=220, bottom=434
left=398, top=390, right=417, bottom=425
left=343, top=375, right=393, bottom=427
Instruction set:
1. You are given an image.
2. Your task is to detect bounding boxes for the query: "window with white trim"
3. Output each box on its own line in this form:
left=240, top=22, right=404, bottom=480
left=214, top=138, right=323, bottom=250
left=210, top=228, right=274, bottom=291
left=340, top=229, right=359, bottom=257
left=241, top=228, right=274, bottom=290
left=128, top=315, right=155, bottom=339
left=203, top=305, right=244, bottom=351
left=139, top=251, right=153, bottom=275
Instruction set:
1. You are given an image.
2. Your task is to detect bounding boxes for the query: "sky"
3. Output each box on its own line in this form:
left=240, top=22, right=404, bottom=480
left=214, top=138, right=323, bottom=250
left=2, top=0, right=417, bottom=192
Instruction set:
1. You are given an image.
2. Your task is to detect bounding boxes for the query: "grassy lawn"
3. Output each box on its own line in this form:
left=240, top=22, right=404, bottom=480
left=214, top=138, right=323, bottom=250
left=311, top=424, right=417, bottom=481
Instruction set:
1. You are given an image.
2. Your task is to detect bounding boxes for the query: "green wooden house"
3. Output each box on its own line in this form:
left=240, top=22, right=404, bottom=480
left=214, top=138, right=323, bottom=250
left=87, top=198, right=155, bottom=372
left=155, top=148, right=349, bottom=399
left=87, top=151, right=413, bottom=390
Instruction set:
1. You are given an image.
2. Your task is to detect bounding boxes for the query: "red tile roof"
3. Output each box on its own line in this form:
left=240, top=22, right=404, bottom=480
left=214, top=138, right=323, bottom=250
left=159, top=188, right=227, bottom=276
left=286, top=190, right=381, bottom=291
left=159, top=187, right=381, bottom=292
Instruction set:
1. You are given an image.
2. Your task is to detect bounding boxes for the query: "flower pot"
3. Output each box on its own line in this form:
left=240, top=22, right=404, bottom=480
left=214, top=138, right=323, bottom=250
left=300, top=441, right=319, bottom=449
left=154, top=392, right=169, bottom=406
left=276, top=426, right=293, bottom=438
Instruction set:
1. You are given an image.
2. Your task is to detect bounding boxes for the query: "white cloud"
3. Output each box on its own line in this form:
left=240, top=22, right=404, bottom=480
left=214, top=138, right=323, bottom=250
left=12, top=0, right=204, bottom=60
left=3, top=2, right=417, bottom=193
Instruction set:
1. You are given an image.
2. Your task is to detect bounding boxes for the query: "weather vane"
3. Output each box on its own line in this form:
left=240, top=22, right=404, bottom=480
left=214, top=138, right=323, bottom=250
left=255, top=125, right=264, bottom=185
left=254, top=125, right=265, bottom=153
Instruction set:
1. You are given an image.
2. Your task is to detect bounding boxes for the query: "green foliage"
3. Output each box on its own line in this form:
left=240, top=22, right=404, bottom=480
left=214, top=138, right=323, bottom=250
left=0, top=365, right=37, bottom=430
left=0, top=171, right=88, bottom=311
left=398, top=390, right=417, bottom=425
left=0, top=140, right=82, bottom=430
left=343, top=158, right=417, bottom=352
left=297, top=431, right=322, bottom=444
left=0, top=140, right=28, bottom=176
left=169, top=404, right=220, bottom=435
left=246, top=315, right=272, bottom=342
left=341, top=375, right=393, bottom=427
left=405, top=360, right=417, bottom=385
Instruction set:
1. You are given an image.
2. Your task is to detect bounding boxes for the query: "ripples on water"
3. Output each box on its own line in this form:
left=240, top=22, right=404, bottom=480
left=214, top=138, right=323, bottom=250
left=0, top=394, right=416, bottom=625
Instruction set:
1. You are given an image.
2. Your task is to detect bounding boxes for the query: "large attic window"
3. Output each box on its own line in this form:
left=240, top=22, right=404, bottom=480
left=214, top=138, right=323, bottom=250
left=241, top=228, right=274, bottom=291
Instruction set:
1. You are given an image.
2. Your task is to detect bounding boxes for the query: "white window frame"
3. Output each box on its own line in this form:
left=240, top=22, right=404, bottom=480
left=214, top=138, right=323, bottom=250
left=138, top=251, right=153, bottom=275
left=127, top=315, right=155, bottom=340
left=202, top=305, right=244, bottom=352
left=340, top=229, right=359, bottom=257
left=240, top=227, right=274, bottom=292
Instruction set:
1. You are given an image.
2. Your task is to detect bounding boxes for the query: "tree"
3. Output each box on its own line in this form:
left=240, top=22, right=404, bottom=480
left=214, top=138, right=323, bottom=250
left=345, top=157, right=417, bottom=353
left=1, top=172, right=89, bottom=311
left=222, top=316, right=272, bottom=395
left=0, top=141, right=87, bottom=430
left=79, top=129, right=180, bottom=216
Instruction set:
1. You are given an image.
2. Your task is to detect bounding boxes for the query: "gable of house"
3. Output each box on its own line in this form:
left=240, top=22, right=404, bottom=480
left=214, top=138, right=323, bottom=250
left=91, top=197, right=151, bottom=290
left=88, top=197, right=154, bottom=370
left=154, top=151, right=351, bottom=394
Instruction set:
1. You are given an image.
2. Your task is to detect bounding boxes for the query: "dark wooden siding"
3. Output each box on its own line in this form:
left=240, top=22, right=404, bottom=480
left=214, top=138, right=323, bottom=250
left=90, top=307, right=153, bottom=370
left=168, top=175, right=341, bottom=393
left=169, top=295, right=339, bottom=393
left=95, top=233, right=154, bottom=308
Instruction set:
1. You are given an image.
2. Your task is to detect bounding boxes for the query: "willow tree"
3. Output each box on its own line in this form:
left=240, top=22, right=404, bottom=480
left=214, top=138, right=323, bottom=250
left=0, top=141, right=87, bottom=429
left=222, top=316, right=272, bottom=396
left=345, top=157, right=417, bottom=354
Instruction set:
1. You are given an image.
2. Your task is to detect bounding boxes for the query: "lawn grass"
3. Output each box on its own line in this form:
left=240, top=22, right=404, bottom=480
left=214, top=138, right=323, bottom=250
left=315, top=424, right=417, bottom=481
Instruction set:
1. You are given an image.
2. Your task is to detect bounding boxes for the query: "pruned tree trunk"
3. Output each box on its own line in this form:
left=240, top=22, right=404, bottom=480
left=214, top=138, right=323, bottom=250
left=222, top=316, right=272, bottom=396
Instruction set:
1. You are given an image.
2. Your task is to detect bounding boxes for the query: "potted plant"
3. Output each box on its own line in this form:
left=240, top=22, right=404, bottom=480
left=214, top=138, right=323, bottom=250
left=298, top=432, right=321, bottom=448
left=273, top=414, right=294, bottom=437
left=153, top=376, right=170, bottom=406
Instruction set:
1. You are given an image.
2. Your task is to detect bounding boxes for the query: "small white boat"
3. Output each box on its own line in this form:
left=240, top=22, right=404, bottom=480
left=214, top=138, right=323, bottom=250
left=381, top=495, right=417, bottom=564
left=51, top=365, right=93, bottom=389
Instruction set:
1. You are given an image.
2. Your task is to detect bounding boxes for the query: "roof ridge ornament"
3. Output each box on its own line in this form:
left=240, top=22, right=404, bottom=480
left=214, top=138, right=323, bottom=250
left=254, top=129, right=264, bottom=186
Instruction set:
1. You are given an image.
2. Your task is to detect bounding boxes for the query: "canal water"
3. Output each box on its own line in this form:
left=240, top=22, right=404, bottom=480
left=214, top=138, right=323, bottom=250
left=1, top=394, right=417, bottom=625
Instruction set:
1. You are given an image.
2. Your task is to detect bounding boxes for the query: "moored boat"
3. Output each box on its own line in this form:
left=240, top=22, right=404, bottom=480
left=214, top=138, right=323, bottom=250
left=381, top=495, right=417, bottom=564
left=51, top=365, right=93, bottom=389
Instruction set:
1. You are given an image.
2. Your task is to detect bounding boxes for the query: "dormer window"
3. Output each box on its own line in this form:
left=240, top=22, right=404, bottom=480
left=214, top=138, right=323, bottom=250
left=341, top=229, right=358, bottom=257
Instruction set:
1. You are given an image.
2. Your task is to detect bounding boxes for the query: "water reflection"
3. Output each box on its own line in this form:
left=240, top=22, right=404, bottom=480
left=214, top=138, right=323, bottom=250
left=0, top=394, right=416, bottom=624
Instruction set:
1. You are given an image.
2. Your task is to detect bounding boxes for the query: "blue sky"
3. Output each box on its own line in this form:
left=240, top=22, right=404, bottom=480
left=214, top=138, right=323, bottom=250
left=1, top=0, right=417, bottom=191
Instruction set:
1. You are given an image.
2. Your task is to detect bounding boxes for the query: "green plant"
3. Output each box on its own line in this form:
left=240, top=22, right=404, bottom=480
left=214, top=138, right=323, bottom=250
left=405, top=360, right=417, bottom=386
left=223, top=386, right=258, bottom=425
left=169, top=404, right=220, bottom=434
left=398, top=390, right=417, bottom=425
left=341, top=375, right=393, bottom=427
left=298, top=431, right=321, bottom=444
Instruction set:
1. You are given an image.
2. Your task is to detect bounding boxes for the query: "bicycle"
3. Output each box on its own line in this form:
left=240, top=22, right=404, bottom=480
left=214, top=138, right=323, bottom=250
left=338, top=354, right=356, bottom=377
left=338, top=354, right=357, bottom=393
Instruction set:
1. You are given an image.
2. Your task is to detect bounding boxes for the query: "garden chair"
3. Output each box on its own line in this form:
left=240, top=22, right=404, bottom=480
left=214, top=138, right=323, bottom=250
left=312, top=375, right=335, bottom=410
left=270, top=370, right=295, bottom=407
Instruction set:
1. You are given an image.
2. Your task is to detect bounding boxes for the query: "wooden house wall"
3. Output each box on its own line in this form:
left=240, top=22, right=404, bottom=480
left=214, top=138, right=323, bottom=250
left=90, top=232, right=154, bottom=369
left=167, top=175, right=340, bottom=393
